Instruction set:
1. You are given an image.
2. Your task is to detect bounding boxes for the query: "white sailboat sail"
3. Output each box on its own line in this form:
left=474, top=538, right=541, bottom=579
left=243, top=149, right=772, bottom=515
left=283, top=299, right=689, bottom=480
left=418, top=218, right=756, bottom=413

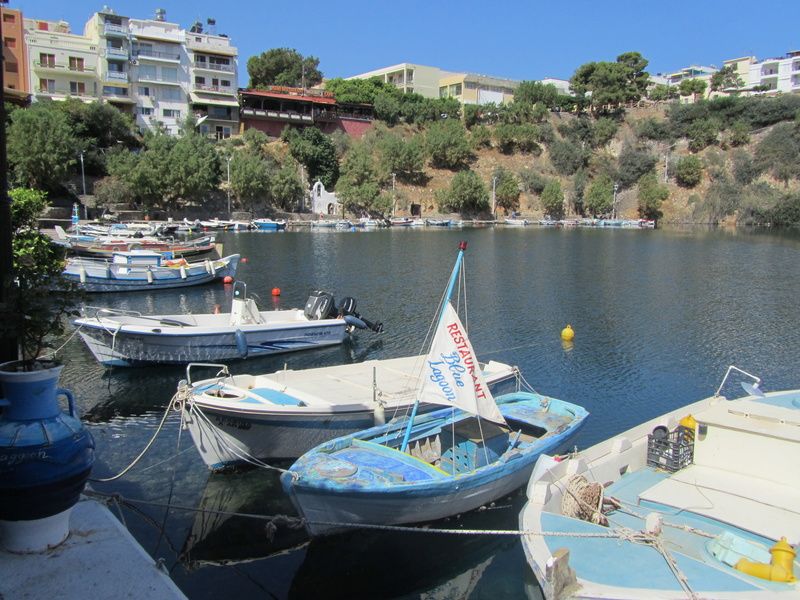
left=418, top=302, right=506, bottom=425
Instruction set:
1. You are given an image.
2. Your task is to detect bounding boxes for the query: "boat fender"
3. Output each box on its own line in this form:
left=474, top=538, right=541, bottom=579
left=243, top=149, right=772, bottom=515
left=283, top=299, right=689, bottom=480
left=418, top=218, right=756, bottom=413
left=374, top=403, right=385, bottom=426
left=736, top=537, right=797, bottom=583
left=78, top=266, right=87, bottom=283
left=180, top=264, right=187, bottom=279
left=234, top=329, right=248, bottom=358
left=343, top=315, right=367, bottom=329
left=561, top=325, right=575, bottom=340
left=146, top=268, right=153, bottom=284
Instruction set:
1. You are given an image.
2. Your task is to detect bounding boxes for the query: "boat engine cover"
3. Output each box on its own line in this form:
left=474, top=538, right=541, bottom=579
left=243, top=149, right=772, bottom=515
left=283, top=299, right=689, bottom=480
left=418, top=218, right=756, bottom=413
left=304, top=291, right=335, bottom=321
left=338, top=297, right=357, bottom=316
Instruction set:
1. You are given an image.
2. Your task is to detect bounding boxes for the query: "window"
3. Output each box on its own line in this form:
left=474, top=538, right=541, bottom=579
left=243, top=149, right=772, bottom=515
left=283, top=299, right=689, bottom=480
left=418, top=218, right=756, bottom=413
left=5, top=62, right=18, bottom=73
left=4, top=37, right=16, bottom=49
left=161, top=87, right=182, bottom=101
left=39, top=53, right=56, bottom=68
left=137, top=106, right=154, bottom=115
left=195, top=76, right=206, bottom=85
left=3, top=13, right=16, bottom=24
left=39, top=78, right=55, bottom=91
left=70, top=81, right=86, bottom=94
left=449, top=83, right=462, bottom=96
left=139, top=64, right=157, bottom=80
left=161, top=67, right=178, bottom=83
left=439, top=86, right=448, bottom=98
left=163, top=109, right=180, bottom=118
left=69, top=57, right=85, bottom=71
left=209, top=56, right=229, bottom=66
left=103, top=86, right=127, bottom=96
left=138, top=86, right=151, bottom=96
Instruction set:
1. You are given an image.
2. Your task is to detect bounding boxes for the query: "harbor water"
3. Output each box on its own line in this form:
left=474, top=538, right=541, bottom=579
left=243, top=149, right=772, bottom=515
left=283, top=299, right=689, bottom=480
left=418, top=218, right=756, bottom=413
left=56, top=224, right=800, bottom=599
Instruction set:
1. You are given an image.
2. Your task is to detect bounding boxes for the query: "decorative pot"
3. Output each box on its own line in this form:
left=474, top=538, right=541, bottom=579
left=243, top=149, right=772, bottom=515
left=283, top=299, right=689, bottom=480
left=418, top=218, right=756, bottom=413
left=0, top=360, right=95, bottom=552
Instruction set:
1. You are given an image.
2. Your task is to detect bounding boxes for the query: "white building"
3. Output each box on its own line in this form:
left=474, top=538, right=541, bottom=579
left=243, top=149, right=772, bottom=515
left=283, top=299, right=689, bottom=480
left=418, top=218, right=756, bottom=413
left=749, top=51, right=800, bottom=94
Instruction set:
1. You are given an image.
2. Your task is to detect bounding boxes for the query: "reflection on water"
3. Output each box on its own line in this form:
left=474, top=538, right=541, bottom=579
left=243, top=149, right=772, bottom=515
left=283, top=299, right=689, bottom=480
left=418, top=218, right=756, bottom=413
left=60, top=225, right=800, bottom=599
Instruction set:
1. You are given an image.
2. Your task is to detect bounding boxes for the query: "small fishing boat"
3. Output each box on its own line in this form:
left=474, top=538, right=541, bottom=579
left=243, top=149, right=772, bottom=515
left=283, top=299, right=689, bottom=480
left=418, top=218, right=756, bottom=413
left=280, top=242, right=589, bottom=536
left=179, top=355, right=520, bottom=469
left=73, top=282, right=383, bottom=367
left=389, top=217, right=415, bottom=227
left=520, top=366, right=800, bottom=600
left=62, top=251, right=239, bottom=292
left=251, top=218, right=287, bottom=231
left=310, top=219, right=352, bottom=229
left=55, top=226, right=217, bottom=259
left=425, top=219, right=451, bottom=227
left=504, top=217, right=530, bottom=226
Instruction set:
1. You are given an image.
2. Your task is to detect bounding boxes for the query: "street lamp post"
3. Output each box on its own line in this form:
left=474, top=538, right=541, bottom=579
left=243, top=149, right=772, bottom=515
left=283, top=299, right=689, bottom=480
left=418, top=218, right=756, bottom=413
left=613, top=183, right=619, bottom=219
left=225, top=156, right=232, bottom=218
left=80, top=151, right=87, bottom=219
left=492, top=176, right=497, bottom=220
left=391, top=173, right=396, bottom=217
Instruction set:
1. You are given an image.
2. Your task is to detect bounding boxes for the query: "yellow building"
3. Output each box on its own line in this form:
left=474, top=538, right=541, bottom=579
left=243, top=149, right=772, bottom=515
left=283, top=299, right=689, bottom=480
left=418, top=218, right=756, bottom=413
left=438, top=73, right=519, bottom=105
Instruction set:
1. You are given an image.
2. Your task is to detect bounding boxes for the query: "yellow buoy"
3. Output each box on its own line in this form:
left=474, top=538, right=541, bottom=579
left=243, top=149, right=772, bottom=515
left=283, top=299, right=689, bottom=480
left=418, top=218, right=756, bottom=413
left=561, top=325, right=575, bottom=340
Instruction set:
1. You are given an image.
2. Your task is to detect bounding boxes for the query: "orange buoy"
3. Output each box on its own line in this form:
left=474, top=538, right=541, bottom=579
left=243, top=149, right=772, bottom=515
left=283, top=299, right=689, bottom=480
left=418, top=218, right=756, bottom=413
left=272, top=287, right=281, bottom=296
left=561, top=325, right=575, bottom=340
left=241, top=258, right=248, bottom=263
left=223, top=276, right=233, bottom=284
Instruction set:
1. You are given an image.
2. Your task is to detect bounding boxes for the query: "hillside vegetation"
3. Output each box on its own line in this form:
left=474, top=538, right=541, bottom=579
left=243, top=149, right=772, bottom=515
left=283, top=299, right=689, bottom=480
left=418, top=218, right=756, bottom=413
left=6, top=92, right=800, bottom=225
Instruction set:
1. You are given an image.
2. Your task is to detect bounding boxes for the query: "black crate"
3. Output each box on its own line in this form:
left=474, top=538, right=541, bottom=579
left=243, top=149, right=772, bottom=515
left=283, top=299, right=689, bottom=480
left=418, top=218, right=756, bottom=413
left=646, top=426, right=694, bottom=473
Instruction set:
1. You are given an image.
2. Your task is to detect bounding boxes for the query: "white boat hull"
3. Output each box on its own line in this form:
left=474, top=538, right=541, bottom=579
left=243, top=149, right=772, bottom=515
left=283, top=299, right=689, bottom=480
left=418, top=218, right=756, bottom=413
left=182, top=356, right=521, bottom=467
left=520, top=385, right=800, bottom=600
left=74, top=310, right=347, bottom=366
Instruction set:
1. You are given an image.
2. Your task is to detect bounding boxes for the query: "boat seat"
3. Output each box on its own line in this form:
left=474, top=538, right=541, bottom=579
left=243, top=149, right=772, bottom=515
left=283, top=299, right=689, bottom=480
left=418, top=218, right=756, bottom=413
left=639, top=464, right=800, bottom=542
left=246, top=388, right=303, bottom=406
left=339, top=439, right=450, bottom=481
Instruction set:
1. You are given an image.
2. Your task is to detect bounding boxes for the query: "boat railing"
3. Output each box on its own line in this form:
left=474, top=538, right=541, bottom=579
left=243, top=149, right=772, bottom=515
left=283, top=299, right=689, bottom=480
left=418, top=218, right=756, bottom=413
left=185, top=362, right=230, bottom=386
left=83, top=306, right=197, bottom=328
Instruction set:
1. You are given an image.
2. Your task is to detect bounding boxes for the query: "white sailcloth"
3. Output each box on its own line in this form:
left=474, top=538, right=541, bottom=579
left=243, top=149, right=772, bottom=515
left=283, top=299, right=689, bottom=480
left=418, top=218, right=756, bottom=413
left=418, top=303, right=506, bottom=424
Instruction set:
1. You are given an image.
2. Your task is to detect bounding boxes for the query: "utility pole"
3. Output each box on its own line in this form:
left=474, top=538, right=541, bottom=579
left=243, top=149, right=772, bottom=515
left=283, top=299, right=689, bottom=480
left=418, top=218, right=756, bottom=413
left=492, top=176, right=497, bottom=220
left=226, top=156, right=232, bottom=218
left=0, top=1, right=17, bottom=363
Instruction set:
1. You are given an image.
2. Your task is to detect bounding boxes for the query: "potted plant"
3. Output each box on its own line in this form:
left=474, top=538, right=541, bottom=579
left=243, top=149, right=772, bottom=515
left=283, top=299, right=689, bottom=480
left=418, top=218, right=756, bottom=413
left=0, top=188, right=94, bottom=553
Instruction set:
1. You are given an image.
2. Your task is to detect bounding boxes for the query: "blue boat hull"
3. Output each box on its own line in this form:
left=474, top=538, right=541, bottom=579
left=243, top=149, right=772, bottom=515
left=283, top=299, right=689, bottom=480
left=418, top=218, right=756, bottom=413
left=281, top=392, right=588, bottom=536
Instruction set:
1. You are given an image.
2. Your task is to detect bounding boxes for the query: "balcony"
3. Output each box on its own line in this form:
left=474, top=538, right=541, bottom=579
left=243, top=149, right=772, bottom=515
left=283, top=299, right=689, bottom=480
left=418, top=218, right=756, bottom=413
left=103, top=24, right=128, bottom=37
left=193, top=61, right=235, bottom=73
left=193, top=83, right=236, bottom=95
left=105, top=47, right=129, bottom=60
left=105, top=71, right=129, bottom=83
left=240, top=107, right=313, bottom=123
left=135, top=49, right=181, bottom=62
left=34, top=62, right=97, bottom=75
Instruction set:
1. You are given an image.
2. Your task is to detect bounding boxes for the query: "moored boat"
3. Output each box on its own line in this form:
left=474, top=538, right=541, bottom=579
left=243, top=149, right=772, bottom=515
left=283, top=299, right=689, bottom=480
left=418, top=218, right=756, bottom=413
left=520, top=366, right=800, bottom=600
left=73, top=282, right=383, bottom=367
left=62, top=251, right=239, bottom=292
left=251, top=218, right=287, bottom=231
left=279, top=242, right=589, bottom=537
left=179, top=355, right=521, bottom=469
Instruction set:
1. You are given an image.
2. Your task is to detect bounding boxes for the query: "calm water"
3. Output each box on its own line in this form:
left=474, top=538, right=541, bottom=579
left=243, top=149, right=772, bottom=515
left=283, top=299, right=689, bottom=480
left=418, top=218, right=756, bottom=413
left=55, top=225, right=800, bottom=600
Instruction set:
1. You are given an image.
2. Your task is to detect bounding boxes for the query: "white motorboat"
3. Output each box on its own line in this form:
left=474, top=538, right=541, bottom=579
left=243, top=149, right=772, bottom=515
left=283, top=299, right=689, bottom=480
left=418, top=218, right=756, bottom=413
left=520, top=366, right=800, bottom=600
left=73, top=282, right=383, bottom=367
left=178, top=355, right=522, bottom=469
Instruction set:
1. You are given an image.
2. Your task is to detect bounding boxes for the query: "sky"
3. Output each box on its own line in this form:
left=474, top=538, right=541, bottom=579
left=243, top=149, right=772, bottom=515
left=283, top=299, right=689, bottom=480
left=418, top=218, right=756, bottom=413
left=16, top=0, right=800, bottom=89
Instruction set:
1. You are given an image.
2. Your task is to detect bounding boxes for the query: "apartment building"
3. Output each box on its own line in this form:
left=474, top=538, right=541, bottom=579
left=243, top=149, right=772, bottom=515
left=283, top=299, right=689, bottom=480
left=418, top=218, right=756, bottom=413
left=25, top=17, right=99, bottom=104
left=184, top=18, right=239, bottom=140
left=348, top=63, right=449, bottom=98
left=1, top=7, right=30, bottom=103
left=128, top=12, right=186, bottom=135
left=20, top=7, right=239, bottom=138
left=749, top=51, right=800, bottom=95
left=439, top=73, right=519, bottom=105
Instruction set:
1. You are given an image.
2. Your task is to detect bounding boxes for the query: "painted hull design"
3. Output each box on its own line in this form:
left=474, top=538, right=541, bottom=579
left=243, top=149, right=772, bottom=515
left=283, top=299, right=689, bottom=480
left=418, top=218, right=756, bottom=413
left=281, top=393, right=588, bottom=536
left=181, top=356, right=521, bottom=468
left=63, top=254, right=239, bottom=292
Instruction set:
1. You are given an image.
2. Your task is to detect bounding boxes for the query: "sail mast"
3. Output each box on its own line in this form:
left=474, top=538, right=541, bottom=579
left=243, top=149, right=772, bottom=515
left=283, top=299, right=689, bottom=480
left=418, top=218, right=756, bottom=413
left=400, top=241, right=468, bottom=452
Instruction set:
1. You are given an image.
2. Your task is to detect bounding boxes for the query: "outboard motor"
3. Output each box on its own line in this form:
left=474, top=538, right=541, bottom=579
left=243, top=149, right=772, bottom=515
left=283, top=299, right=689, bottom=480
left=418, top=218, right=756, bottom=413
left=304, top=291, right=335, bottom=321
left=337, top=297, right=384, bottom=334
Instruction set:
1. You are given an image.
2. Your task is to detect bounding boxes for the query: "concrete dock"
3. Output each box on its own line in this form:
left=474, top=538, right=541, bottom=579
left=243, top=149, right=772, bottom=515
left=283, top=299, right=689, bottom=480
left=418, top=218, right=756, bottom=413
left=0, top=495, right=187, bottom=600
